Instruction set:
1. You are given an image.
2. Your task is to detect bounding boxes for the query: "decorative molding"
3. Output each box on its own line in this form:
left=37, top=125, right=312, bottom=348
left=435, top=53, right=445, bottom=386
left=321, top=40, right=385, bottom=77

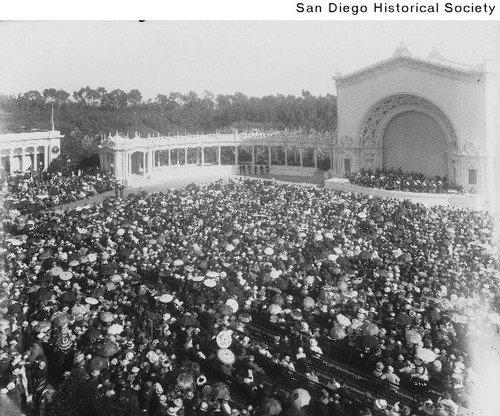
left=335, top=55, right=485, bottom=88
left=357, top=94, right=459, bottom=150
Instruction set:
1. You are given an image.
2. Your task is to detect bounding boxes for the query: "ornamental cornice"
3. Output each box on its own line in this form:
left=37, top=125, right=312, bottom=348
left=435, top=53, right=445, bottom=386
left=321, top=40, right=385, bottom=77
left=334, top=56, right=485, bottom=88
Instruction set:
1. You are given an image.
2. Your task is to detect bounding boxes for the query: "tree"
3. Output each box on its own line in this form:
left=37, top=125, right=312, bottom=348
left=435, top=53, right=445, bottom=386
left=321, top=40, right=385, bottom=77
left=43, top=89, right=70, bottom=106
left=127, top=89, right=143, bottom=106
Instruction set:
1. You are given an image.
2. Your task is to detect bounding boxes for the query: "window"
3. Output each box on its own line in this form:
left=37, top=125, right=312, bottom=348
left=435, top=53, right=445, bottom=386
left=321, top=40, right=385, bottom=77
left=468, top=169, right=477, bottom=185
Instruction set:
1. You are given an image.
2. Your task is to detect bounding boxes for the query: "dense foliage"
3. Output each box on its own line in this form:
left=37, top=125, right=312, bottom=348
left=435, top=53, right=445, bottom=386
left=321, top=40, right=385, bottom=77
left=0, top=88, right=337, bottom=168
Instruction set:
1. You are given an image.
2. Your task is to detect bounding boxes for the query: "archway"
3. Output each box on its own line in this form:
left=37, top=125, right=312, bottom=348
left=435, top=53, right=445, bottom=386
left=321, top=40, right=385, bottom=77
left=383, top=111, right=448, bottom=177
left=358, top=94, right=458, bottom=179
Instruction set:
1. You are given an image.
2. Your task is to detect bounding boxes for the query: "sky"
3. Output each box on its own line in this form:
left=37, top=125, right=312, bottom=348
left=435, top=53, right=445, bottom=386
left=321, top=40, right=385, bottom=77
left=0, top=21, right=498, bottom=100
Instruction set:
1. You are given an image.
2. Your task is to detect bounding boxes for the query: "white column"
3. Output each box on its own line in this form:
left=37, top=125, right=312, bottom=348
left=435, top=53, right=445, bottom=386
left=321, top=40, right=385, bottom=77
left=34, top=148, right=38, bottom=172
left=20, top=148, right=24, bottom=172
left=299, top=148, right=303, bottom=167
left=251, top=146, right=255, bottom=166
left=218, top=146, right=221, bottom=165
left=235, top=146, right=239, bottom=165
left=142, top=152, right=146, bottom=174
left=184, top=147, right=187, bottom=166
left=44, top=146, right=49, bottom=171
left=268, top=146, right=272, bottom=166
left=201, top=147, right=205, bottom=167
left=8, top=149, right=12, bottom=174
left=168, top=149, right=171, bottom=166
left=314, top=148, right=318, bottom=169
left=284, top=148, right=288, bottom=167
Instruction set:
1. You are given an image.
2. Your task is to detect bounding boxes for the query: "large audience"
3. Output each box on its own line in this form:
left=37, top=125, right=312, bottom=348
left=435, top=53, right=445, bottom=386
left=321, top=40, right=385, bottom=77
left=3, top=169, right=116, bottom=215
left=348, top=168, right=454, bottom=194
left=0, top=174, right=499, bottom=416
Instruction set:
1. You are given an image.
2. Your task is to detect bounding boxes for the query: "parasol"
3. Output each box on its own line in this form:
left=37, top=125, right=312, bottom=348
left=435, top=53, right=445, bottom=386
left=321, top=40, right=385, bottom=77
left=158, top=294, right=174, bottom=303
left=176, top=372, right=194, bottom=390
left=361, top=322, right=379, bottom=336
left=303, top=297, right=315, bottom=309
left=396, top=313, right=413, bottom=326
left=34, top=321, right=51, bottom=333
left=268, top=304, right=282, bottom=315
left=85, top=297, right=99, bottom=305
left=239, top=313, right=252, bottom=323
left=211, top=382, right=230, bottom=399
left=53, top=314, right=71, bottom=327
left=216, top=330, right=233, bottom=348
left=218, top=304, right=233, bottom=316
left=60, top=292, right=76, bottom=303
left=416, top=348, right=437, bottom=363
left=59, top=271, right=73, bottom=281
left=203, top=278, right=216, bottom=288
left=217, top=349, right=235, bottom=366
left=51, top=266, right=63, bottom=276
left=262, top=398, right=282, bottom=416
left=99, top=341, right=119, bottom=357
left=264, top=247, right=274, bottom=256
left=110, top=274, right=122, bottom=283
left=225, top=299, right=239, bottom=313
left=100, top=312, right=114, bottom=323
left=271, top=294, right=285, bottom=306
left=291, top=309, right=303, bottom=320
left=107, top=324, right=123, bottom=335
left=90, top=356, right=108, bottom=371
left=291, top=388, right=311, bottom=408
left=406, top=330, right=422, bottom=344
left=336, top=314, right=351, bottom=327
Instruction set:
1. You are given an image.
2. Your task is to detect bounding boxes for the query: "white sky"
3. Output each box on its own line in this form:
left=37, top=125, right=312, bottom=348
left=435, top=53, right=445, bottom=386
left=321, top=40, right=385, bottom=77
left=0, top=21, right=498, bottom=100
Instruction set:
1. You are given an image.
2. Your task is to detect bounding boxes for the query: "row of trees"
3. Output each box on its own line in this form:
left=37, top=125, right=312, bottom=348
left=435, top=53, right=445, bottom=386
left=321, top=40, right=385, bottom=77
left=0, top=88, right=337, bottom=168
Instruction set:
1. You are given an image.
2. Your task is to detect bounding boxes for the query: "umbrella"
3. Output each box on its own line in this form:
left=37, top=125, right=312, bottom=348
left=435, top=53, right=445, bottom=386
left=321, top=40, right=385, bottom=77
left=330, top=324, right=347, bottom=341
left=406, top=330, right=422, bottom=344
left=83, top=327, right=101, bottom=342
left=268, top=304, right=282, bottom=315
left=50, top=266, right=63, bottom=276
left=178, top=315, right=198, bottom=327
left=173, top=259, right=184, bottom=266
left=361, top=322, right=379, bottom=336
left=85, top=297, right=99, bottom=305
left=57, top=334, right=73, bottom=353
left=216, top=330, right=233, bottom=348
left=336, top=314, right=351, bottom=327
left=110, top=274, right=122, bottom=283
left=39, top=251, right=53, bottom=260
left=53, top=314, right=71, bottom=327
left=218, top=304, right=233, bottom=316
left=34, top=321, right=51, bottom=333
left=291, top=388, right=311, bottom=408
left=211, top=382, right=230, bottom=399
left=396, top=313, right=413, bottom=326
left=99, top=342, right=119, bottom=357
left=264, top=247, right=274, bottom=256
left=416, top=348, right=437, bottom=363
left=100, top=265, right=114, bottom=276
left=176, top=372, right=194, bottom=390
left=225, top=299, right=239, bottom=313
left=90, top=356, right=108, bottom=371
left=100, top=312, right=114, bottom=323
left=303, top=297, right=315, bottom=309
left=217, top=349, right=235, bottom=366
left=358, top=335, right=380, bottom=349
left=262, top=398, right=282, bottom=416
left=60, top=292, right=76, bottom=303
left=158, top=294, right=174, bottom=303
left=59, top=271, right=73, bottom=281
left=203, top=278, right=216, bottom=288
left=107, top=324, right=123, bottom=335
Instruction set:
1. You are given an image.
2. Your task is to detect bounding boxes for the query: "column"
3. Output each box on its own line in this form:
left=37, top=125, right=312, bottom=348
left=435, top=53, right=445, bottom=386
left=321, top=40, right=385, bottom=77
left=142, top=152, right=146, bottom=174
left=184, top=147, right=187, bottom=166
left=148, top=150, right=153, bottom=176
left=251, top=146, right=255, bottom=167
left=44, top=146, right=49, bottom=171
left=314, top=148, right=318, bottom=169
left=201, top=147, right=205, bottom=167
left=284, top=148, right=288, bottom=167
left=168, top=149, right=171, bottom=166
left=235, top=146, right=239, bottom=165
left=20, top=148, right=24, bottom=172
left=34, top=149, right=38, bottom=172
left=299, top=148, right=303, bottom=167
left=218, top=146, right=221, bottom=165
left=268, top=146, right=272, bottom=166
left=8, top=149, right=12, bottom=174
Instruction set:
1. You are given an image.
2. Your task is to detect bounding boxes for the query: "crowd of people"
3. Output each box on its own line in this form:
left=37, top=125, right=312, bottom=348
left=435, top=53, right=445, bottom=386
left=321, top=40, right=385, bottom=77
left=239, top=165, right=270, bottom=176
left=3, top=169, right=116, bottom=215
left=347, top=169, right=454, bottom=194
left=0, top=175, right=499, bottom=416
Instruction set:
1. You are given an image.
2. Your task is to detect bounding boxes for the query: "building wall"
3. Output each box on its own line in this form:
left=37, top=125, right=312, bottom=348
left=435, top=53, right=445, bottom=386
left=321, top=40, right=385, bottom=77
left=337, top=65, right=486, bottom=152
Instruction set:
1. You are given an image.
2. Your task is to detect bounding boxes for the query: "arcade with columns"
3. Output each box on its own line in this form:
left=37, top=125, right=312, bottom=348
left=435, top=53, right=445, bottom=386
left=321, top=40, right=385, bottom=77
left=0, top=130, right=63, bottom=174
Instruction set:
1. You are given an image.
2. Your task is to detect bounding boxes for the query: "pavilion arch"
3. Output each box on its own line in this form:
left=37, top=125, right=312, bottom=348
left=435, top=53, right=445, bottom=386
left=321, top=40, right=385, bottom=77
left=357, top=93, right=459, bottom=151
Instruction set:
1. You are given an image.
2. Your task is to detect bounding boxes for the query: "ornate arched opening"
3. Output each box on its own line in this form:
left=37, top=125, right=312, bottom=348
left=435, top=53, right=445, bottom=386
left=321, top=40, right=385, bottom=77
left=357, top=94, right=459, bottom=180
